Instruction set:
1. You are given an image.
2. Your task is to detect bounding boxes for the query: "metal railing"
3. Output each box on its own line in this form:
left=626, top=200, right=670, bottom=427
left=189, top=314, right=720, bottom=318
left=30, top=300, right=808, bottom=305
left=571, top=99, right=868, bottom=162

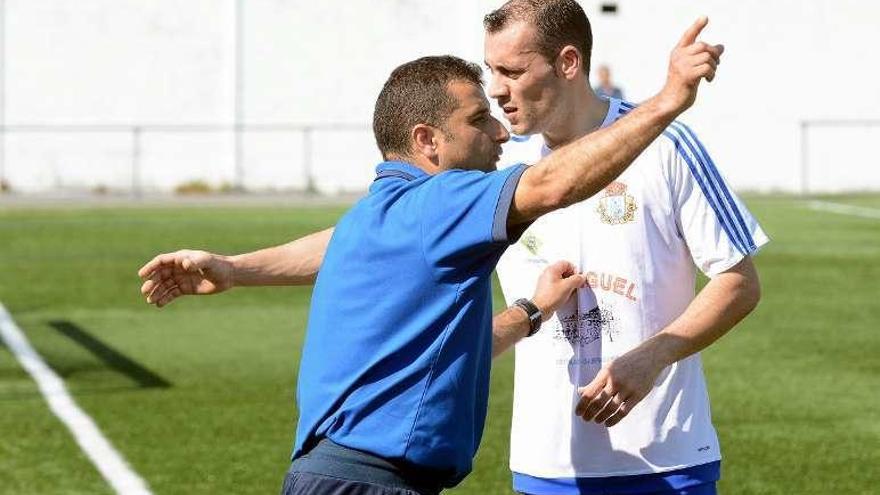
left=0, top=123, right=372, bottom=196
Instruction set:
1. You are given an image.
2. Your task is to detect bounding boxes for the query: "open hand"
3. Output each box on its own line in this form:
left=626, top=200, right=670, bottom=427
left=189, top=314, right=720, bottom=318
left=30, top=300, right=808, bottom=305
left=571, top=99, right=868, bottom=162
left=137, top=250, right=233, bottom=308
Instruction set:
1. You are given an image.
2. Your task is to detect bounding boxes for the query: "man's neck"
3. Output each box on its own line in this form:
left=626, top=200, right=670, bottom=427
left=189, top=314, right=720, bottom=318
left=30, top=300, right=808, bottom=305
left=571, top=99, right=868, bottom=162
left=542, top=88, right=610, bottom=150
left=386, top=154, right=440, bottom=175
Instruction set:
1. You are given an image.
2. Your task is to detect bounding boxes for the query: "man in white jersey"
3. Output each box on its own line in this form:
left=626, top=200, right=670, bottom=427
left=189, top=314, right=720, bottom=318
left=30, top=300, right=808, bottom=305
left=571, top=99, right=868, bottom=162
left=485, top=1, right=767, bottom=494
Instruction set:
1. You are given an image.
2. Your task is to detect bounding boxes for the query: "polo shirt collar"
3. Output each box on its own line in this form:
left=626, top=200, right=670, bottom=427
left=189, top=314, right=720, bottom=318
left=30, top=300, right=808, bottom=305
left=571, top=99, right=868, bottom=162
left=375, top=161, right=429, bottom=182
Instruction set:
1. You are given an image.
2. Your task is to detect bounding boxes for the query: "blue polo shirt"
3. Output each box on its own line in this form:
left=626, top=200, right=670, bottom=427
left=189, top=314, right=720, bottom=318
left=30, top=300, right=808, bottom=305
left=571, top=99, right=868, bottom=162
left=293, top=160, right=528, bottom=487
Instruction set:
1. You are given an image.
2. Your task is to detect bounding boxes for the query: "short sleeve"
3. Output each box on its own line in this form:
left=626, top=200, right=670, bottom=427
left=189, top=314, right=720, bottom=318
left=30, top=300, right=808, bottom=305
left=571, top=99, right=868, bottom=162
left=663, top=122, right=770, bottom=277
left=419, top=164, right=528, bottom=278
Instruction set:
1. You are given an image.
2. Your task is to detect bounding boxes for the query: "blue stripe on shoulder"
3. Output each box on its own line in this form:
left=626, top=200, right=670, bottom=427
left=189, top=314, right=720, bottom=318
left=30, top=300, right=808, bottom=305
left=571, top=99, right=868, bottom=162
left=510, top=134, right=531, bottom=142
left=619, top=100, right=752, bottom=254
left=673, top=122, right=757, bottom=252
left=662, top=127, right=747, bottom=255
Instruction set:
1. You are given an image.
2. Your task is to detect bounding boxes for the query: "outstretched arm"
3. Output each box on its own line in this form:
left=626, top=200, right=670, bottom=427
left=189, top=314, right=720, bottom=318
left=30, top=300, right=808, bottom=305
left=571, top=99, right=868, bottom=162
left=227, top=227, right=334, bottom=287
left=509, top=17, right=724, bottom=227
left=138, top=227, right=334, bottom=308
left=492, top=261, right=586, bottom=358
left=575, top=257, right=761, bottom=426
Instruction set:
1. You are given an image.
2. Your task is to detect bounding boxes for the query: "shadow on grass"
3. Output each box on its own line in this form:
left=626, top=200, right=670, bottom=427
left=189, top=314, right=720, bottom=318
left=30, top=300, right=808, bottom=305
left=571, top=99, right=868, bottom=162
left=0, top=320, right=172, bottom=401
left=48, top=320, right=171, bottom=389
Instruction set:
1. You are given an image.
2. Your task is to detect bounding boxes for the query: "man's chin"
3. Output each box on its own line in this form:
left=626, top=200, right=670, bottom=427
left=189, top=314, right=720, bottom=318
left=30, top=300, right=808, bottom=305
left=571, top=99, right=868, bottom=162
left=509, top=121, right=535, bottom=137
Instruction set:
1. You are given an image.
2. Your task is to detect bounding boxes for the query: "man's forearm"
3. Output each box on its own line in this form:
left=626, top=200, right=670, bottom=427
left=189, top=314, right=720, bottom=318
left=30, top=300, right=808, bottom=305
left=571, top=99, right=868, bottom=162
left=575, top=257, right=758, bottom=426
left=229, top=227, right=333, bottom=287
left=634, top=257, right=761, bottom=370
left=513, top=97, right=680, bottom=223
left=547, top=97, right=678, bottom=205
left=492, top=305, right=531, bottom=358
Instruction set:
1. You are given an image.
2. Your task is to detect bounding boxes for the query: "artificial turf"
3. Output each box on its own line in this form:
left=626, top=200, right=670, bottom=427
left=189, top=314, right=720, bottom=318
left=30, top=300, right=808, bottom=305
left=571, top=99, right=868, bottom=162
left=0, top=196, right=877, bottom=494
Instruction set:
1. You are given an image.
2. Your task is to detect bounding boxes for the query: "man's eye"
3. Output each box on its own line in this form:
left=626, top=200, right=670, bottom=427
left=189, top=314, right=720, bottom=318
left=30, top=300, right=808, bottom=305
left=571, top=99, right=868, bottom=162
left=503, top=70, right=522, bottom=80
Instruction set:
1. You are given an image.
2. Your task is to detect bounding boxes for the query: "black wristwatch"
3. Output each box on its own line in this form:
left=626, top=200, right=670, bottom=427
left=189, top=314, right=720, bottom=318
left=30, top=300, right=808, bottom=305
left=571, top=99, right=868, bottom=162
left=513, top=298, right=543, bottom=337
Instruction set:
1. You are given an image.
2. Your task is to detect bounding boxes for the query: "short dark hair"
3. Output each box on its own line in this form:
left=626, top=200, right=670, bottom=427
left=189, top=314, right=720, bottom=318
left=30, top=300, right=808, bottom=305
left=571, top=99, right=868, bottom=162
left=373, top=55, right=483, bottom=160
left=484, top=0, right=592, bottom=75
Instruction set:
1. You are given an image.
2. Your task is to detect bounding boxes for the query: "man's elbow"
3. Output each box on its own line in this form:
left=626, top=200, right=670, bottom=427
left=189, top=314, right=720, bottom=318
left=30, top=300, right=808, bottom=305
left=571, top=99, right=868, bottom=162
left=727, top=256, right=761, bottom=315
left=742, top=277, right=761, bottom=314
left=737, top=266, right=762, bottom=315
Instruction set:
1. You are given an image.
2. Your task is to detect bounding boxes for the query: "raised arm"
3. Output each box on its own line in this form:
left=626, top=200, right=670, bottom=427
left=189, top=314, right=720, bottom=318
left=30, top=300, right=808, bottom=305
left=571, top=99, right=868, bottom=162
left=509, top=17, right=723, bottom=226
left=138, top=227, right=334, bottom=308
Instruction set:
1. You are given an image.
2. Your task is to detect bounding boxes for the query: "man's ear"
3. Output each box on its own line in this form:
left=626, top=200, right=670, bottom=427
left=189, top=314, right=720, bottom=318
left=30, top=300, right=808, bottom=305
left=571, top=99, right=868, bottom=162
left=557, top=45, right=582, bottom=80
left=411, top=124, right=439, bottom=161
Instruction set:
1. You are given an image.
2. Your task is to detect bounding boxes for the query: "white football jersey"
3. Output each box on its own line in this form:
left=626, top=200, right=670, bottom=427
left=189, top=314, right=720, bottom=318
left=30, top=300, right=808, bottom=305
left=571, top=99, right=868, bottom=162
left=496, top=98, right=769, bottom=478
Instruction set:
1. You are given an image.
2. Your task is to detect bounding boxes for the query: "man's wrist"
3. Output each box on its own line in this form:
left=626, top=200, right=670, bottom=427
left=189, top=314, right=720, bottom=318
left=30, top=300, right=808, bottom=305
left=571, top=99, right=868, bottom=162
left=646, top=90, right=685, bottom=121
left=641, top=332, right=684, bottom=370
left=513, top=298, right=543, bottom=337
left=509, top=305, right=531, bottom=339
left=225, top=254, right=239, bottom=287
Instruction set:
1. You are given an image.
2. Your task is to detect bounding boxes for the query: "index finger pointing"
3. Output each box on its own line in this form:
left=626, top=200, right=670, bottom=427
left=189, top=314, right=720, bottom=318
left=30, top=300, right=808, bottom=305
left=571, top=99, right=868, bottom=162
left=677, top=16, right=708, bottom=48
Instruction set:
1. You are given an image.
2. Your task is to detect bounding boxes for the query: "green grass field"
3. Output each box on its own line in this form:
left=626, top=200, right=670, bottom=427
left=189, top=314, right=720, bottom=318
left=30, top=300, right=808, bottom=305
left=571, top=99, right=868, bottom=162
left=1, top=195, right=878, bottom=494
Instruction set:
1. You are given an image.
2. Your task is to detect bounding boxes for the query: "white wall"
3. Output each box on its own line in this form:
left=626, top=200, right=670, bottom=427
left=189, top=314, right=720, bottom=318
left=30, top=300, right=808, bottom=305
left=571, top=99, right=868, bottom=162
left=2, top=0, right=879, bottom=193
left=583, top=0, right=880, bottom=192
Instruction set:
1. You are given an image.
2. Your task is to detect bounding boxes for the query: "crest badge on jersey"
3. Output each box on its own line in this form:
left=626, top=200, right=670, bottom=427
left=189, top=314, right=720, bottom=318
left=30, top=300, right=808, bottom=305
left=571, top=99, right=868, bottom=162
left=596, top=181, right=637, bottom=225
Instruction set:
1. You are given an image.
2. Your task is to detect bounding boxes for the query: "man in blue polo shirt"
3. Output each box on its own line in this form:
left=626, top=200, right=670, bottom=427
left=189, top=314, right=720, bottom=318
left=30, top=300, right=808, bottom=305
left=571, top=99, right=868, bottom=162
left=294, top=34, right=720, bottom=491
left=139, top=23, right=722, bottom=493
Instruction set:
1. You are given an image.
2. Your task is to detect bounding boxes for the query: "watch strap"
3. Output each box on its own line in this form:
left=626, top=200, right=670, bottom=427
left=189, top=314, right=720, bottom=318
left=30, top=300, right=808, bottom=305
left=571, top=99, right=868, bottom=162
left=513, top=298, right=543, bottom=337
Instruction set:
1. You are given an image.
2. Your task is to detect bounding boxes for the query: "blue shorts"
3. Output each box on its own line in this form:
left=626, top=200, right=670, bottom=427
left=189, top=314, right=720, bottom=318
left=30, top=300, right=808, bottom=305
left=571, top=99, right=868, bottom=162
left=515, top=461, right=720, bottom=495
left=520, top=483, right=715, bottom=495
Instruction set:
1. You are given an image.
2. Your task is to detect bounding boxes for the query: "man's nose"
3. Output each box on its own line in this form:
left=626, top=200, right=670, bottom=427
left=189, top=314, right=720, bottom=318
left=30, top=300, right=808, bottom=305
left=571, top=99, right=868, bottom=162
left=494, top=117, right=510, bottom=143
left=487, top=75, right=508, bottom=100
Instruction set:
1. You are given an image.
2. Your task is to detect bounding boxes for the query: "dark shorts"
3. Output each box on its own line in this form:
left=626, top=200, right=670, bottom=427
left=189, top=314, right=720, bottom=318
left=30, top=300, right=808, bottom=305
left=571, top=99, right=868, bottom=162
left=281, top=470, right=424, bottom=495
left=280, top=438, right=444, bottom=495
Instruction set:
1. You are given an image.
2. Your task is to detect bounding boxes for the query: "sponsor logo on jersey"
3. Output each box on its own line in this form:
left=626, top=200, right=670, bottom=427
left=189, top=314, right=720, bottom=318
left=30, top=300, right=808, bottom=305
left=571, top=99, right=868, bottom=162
left=584, top=271, right=638, bottom=301
left=597, top=181, right=637, bottom=225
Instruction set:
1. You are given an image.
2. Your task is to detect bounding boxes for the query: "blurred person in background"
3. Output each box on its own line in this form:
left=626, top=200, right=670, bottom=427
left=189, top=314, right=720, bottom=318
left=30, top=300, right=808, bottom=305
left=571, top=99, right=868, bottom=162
left=594, top=64, right=624, bottom=100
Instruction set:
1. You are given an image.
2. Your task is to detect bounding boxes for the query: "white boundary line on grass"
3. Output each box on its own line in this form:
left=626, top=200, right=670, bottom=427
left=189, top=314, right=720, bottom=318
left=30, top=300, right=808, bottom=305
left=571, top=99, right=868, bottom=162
left=0, top=303, right=152, bottom=495
left=807, top=200, right=880, bottom=219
